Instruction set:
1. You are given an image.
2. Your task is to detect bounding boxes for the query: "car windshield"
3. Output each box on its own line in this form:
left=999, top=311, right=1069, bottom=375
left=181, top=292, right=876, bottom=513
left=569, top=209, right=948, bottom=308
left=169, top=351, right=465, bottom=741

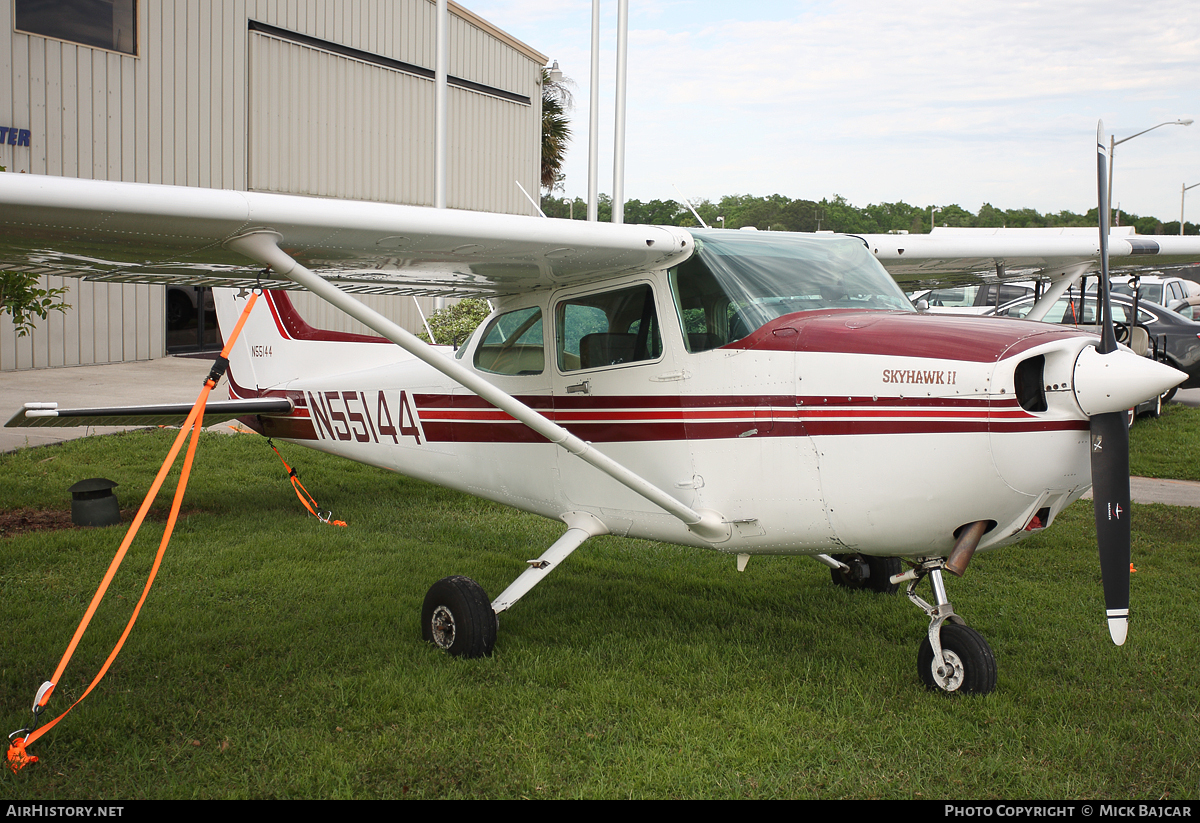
left=670, top=231, right=912, bottom=352
left=1111, top=283, right=1164, bottom=304
left=997, top=295, right=1168, bottom=327
left=996, top=296, right=1098, bottom=324
left=920, top=282, right=1032, bottom=308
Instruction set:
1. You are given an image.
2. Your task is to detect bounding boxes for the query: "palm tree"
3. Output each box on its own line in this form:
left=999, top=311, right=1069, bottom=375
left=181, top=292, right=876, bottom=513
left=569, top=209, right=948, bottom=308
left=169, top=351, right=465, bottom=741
left=541, top=66, right=573, bottom=193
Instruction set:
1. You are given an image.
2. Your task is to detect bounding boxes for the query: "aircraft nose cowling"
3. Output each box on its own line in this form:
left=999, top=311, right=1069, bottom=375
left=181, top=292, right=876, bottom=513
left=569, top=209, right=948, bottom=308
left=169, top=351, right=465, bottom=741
left=1072, top=345, right=1186, bottom=416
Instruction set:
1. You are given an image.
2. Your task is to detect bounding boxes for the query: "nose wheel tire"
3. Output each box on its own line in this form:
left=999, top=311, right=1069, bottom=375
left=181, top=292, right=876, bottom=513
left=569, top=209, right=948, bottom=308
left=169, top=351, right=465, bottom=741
left=829, top=554, right=902, bottom=594
left=917, top=623, right=997, bottom=695
left=422, top=576, right=497, bottom=658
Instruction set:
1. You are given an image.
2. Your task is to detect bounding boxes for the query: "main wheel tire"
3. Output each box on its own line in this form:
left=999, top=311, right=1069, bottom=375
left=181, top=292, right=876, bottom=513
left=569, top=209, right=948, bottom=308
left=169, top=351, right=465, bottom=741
left=917, top=623, right=997, bottom=695
left=421, top=576, right=497, bottom=658
left=829, top=554, right=901, bottom=594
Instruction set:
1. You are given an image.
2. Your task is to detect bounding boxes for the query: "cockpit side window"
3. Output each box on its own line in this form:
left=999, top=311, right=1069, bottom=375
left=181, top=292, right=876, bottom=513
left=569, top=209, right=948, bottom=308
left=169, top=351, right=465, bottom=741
left=556, top=284, right=662, bottom=371
left=473, top=307, right=544, bottom=375
left=669, top=254, right=735, bottom=353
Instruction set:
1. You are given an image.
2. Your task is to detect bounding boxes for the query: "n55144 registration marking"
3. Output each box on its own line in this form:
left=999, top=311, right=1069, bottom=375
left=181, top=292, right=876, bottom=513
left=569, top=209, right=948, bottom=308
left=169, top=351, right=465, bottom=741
left=307, top=390, right=423, bottom=445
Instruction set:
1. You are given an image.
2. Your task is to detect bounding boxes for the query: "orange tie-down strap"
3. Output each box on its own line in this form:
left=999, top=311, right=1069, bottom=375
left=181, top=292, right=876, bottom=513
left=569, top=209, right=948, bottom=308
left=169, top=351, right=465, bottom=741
left=7, top=293, right=262, bottom=773
left=267, top=439, right=348, bottom=527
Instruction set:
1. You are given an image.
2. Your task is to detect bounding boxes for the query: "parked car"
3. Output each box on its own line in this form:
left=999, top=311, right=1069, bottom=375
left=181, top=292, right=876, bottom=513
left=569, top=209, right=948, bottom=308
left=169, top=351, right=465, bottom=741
left=1167, top=295, right=1200, bottom=321
left=1087, top=273, right=1199, bottom=307
left=986, top=291, right=1200, bottom=414
left=910, top=281, right=1037, bottom=314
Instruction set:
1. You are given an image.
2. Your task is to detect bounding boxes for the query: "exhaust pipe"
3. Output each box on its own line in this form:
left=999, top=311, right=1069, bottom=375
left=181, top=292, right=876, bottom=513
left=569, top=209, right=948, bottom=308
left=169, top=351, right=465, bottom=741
left=945, top=520, right=989, bottom=577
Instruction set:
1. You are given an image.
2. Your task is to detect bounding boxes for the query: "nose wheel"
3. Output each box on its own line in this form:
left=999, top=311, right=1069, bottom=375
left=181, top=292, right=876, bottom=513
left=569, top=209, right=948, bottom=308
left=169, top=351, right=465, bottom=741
left=898, top=560, right=997, bottom=695
left=917, top=622, right=996, bottom=694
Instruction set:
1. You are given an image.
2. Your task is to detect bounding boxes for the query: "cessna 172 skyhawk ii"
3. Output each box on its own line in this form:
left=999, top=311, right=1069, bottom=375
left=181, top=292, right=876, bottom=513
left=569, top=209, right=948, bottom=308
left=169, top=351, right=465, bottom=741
left=1, top=142, right=1193, bottom=697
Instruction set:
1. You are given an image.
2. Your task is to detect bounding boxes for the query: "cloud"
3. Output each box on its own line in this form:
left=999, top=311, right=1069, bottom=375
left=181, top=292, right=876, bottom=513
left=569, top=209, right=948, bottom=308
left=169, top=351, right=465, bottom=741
left=470, top=0, right=1199, bottom=218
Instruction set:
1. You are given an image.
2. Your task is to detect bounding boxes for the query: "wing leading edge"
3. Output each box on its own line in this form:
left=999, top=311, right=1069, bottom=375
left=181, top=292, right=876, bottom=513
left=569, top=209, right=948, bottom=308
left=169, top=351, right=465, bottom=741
left=0, top=173, right=695, bottom=297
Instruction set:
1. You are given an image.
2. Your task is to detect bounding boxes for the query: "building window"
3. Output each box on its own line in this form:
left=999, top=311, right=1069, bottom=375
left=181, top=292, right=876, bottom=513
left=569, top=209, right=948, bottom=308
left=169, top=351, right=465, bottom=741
left=15, top=0, right=137, bottom=56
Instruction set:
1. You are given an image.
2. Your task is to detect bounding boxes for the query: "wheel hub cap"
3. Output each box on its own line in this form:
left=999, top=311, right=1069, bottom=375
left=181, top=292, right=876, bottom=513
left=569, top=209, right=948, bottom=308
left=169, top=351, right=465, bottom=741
left=933, top=649, right=965, bottom=691
left=430, top=605, right=456, bottom=648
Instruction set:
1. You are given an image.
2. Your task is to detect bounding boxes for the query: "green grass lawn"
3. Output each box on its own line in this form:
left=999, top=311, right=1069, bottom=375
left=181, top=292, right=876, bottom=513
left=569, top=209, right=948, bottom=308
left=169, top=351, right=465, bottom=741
left=2, top=426, right=1198, bottom=799
left=1130, top=402, right=1200, bottom=482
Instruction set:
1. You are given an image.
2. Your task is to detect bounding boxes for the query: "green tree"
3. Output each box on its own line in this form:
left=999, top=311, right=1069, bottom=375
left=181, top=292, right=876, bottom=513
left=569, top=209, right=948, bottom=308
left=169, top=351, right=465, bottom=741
left=780, top=199, right=822, bottom=232
left=0, top=165, right=70, bottom=335
left=540, top=68, right=573, bottom=193
left=417, top=298, right=491, bottom=347
left=0, top=273, right=70, bottom=337
left=976, top=203, right=1005, bottom=228
left=623, top=198, right=686, bottom=226
left=1134, top=215, right=1164, bottom=235
left=539, top=195, right=588, bottom=220
left=818, top=195, right=871, bottom=233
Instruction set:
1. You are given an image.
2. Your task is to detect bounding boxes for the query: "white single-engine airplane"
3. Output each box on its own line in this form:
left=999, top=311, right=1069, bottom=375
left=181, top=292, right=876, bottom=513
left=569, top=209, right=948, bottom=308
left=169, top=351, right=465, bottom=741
left=3, top=129, right=1194, bottom=696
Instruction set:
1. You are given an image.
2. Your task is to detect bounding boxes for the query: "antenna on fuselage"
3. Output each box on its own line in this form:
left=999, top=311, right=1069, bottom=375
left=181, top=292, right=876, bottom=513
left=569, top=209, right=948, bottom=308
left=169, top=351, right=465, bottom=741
left=672, top=183, right=709, bottom=228
left=413, top=297, right=437, bottom=344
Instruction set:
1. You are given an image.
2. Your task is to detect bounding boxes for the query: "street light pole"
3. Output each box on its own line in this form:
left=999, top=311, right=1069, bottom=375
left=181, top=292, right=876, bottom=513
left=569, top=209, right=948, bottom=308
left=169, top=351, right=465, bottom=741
left=611, top=0, right=629, bottom=224
left=1107, top=119, right=1193, bottom=227
left=586, top=0, right=600, bottom=222
left=1182, top=182, right=1200, bottom=235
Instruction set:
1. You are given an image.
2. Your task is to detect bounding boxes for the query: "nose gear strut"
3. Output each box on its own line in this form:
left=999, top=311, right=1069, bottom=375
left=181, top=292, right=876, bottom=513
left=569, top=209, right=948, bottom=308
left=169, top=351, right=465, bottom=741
left=892, top=559, right=997, bottom=695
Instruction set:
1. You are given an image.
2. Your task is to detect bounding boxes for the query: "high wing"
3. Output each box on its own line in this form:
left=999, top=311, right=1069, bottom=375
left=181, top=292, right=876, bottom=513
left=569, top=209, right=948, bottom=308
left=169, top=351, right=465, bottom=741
left=858, top=226, right=1200, bottom=290
left=0, top=173, right=694, bottom=297
left=0, top=172, right=731, bottom=542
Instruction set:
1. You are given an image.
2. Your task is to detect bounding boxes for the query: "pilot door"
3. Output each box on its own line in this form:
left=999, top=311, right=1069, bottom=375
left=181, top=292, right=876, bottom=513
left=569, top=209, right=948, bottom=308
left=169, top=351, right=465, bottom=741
left=549, top=279, right=696, bottom=517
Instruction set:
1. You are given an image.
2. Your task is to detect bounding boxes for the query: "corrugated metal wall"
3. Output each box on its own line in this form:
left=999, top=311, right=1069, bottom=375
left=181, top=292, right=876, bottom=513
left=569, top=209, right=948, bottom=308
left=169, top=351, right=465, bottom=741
left=0, top=0, right=543, bottom=369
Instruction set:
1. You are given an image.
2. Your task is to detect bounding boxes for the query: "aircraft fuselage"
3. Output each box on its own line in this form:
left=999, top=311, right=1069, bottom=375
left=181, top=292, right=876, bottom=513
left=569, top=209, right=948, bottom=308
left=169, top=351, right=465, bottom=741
left=218, top=230, right=1114, bottom=561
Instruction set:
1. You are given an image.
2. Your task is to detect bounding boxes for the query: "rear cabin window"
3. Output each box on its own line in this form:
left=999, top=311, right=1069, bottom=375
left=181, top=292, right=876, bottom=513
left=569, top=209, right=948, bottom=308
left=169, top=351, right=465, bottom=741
left=472, top=307, right=544, bottom=375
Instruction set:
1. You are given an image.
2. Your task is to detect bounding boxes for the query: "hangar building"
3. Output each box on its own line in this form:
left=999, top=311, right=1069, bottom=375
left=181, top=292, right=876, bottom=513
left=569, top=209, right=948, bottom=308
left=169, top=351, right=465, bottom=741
left=0, top=0, right=546, bottom=371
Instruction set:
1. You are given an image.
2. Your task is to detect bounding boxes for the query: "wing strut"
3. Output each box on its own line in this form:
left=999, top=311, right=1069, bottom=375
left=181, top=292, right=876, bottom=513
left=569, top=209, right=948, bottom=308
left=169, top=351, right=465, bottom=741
left=224, top=231, right=731, bottom=544
left=1023, top=264, right=1089, bottom=322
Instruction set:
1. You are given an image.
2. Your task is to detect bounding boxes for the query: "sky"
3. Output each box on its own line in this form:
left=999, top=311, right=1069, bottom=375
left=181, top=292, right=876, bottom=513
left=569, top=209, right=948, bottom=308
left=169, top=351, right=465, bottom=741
left=468, top=0, right=1199, bottom=223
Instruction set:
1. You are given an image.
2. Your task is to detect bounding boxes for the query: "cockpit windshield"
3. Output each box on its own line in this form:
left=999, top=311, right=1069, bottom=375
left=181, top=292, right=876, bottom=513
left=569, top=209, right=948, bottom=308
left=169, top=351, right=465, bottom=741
left=669, top=230, right=913, bottom=352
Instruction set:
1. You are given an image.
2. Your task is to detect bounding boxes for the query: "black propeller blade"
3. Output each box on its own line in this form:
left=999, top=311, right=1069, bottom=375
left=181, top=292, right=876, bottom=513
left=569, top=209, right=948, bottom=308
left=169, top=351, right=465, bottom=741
left=1091, top=121, right=1130, bottom=645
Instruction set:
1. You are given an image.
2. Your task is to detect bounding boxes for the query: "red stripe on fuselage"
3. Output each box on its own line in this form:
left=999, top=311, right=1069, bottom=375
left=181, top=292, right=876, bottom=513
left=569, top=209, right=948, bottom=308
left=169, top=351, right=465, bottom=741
left=411, top=393, right=1083, bottom=443
left=226, top=366, right=1083, bottom=447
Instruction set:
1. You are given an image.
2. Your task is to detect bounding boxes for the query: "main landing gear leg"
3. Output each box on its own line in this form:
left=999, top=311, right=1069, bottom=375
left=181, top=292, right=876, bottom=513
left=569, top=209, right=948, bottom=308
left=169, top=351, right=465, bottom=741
left=895, top=560, right=997, bottom=695
left=421, top=512, right=608, bottom=658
